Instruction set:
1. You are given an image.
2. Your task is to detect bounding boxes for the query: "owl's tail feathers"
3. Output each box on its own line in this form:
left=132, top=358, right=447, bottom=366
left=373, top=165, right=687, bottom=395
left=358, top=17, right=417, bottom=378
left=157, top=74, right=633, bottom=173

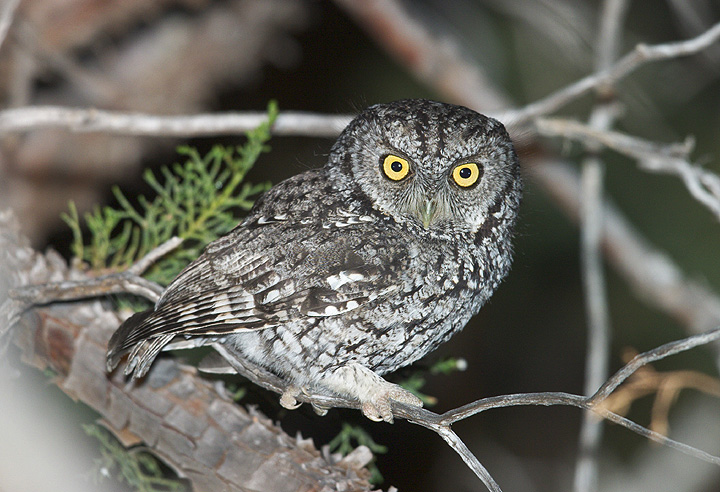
left=106, top=309, right=171, bottom=379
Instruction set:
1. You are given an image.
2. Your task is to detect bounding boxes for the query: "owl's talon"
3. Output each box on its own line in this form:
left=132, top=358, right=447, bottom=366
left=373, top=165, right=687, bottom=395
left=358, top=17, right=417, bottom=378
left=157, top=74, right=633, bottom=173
left=312, top=403, right=329, bottom=416
left=279, top=386, right=302, bottom=410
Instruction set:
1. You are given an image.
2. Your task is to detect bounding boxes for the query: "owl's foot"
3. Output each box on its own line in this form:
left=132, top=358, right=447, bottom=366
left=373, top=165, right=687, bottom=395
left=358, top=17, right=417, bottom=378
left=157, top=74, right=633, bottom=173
left=327, top=363, right=423, bottom=423
left=360, top=383, right=423, bottom=423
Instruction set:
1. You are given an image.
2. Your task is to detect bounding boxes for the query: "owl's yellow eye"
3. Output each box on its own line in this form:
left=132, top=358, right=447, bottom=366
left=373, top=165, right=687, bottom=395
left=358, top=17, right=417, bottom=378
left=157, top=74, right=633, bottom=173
left=382, top=154, right=410, bottom=181
left=452, top=163, right=482, bottom=188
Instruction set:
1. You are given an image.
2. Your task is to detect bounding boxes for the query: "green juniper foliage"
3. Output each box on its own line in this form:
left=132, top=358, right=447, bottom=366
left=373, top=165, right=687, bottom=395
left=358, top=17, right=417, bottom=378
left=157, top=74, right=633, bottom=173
left=62, top=101, right=278, bottom=285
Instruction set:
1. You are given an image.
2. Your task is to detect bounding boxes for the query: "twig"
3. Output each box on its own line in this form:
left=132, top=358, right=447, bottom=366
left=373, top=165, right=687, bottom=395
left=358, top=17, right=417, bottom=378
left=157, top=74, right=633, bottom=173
left=590, top=327, right=720, bottom=404
left=535, top=117, right=693, bottom=159
left=127, top=236, right=183, bottom=276
left=535, top=118, right=720, bottom=221
left=506, top=21, right=720, bottom=123
left=434, top=426, right=501, bottom=492
left=639, top=158, right=720, bottom=222
left=9, top=274, right=163, bottom=308
left=4, top=236, right=181, bottom=331
left=0, top=0, right=19, bottom=52
left=436, top=388, right=720, bottom=467
left=0, top=106, right=353, bottom=138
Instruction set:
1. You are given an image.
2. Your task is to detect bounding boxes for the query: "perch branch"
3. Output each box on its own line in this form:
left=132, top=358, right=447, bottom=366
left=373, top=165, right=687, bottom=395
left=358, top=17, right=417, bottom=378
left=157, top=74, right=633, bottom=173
left=211, top=325, right=720, bottom=487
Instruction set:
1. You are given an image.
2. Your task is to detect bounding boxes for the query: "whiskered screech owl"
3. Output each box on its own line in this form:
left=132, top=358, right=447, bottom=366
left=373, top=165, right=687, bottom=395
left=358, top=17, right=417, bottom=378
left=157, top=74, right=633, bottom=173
left=107, top=99, right=522, bottom=422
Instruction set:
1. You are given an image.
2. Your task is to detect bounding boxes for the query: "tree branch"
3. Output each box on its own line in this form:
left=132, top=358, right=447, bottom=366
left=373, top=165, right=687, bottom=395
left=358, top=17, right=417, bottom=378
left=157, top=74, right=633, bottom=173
left=535, top=117, right=720, bottom=221
left=506, top=21, right=720, bottom=123
left=575, top=2, right=629, bottom=490
left=0, top=106, right=353, bottom=138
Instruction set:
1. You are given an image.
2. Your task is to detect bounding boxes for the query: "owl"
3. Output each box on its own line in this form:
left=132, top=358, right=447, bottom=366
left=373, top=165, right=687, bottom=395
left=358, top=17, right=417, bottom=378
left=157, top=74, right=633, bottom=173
left=107, top=99, right=522, bottom=422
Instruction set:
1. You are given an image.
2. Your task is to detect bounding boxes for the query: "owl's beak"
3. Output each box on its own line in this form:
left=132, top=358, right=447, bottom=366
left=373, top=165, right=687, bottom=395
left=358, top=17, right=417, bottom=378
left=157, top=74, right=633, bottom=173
left=418, top=198, right=439, bottom=229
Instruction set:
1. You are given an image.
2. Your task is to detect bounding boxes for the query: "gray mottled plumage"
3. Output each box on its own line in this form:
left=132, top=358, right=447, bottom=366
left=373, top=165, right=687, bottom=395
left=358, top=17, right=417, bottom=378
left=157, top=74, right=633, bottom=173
left=107, top=99, right=522, bottom=422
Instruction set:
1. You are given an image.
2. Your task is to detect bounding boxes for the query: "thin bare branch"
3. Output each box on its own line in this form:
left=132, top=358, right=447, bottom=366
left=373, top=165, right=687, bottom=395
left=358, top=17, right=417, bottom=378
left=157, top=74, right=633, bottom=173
left=434, top=426, right=502, bottom=492
left=4, top=235, right=182, bottom=336
left=591, top=326, right=720, bottom=403
left=436, top=388, right=716, bottom=466
left=535, top=118, right=720, bottom=221
left=639, top=157, right=720, bottom=221
left=432, top=388, right=720, bottom=468
left=0, top=106, right=353, bottom=138
left=507, top=21, right=720, bottom=123
left=8, top=235, right=183, bottom=308
left=535, top=117, right=693, bottom=158
left=9, top=273, right=163, bottom=306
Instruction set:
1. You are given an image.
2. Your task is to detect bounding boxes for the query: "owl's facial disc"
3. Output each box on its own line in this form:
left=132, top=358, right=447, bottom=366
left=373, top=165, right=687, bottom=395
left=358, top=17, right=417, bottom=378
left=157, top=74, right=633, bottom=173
left=332, top=99, right=520, bottom=234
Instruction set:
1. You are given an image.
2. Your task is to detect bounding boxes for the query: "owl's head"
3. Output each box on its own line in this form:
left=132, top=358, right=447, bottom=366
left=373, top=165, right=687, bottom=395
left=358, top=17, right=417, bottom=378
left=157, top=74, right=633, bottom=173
left=328, top=99, right=521, bottom=236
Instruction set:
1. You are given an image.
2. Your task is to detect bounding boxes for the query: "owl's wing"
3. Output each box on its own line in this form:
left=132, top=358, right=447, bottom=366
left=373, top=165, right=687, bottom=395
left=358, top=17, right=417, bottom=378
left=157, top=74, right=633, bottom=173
left=107, top=220, right=402, bottom=378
